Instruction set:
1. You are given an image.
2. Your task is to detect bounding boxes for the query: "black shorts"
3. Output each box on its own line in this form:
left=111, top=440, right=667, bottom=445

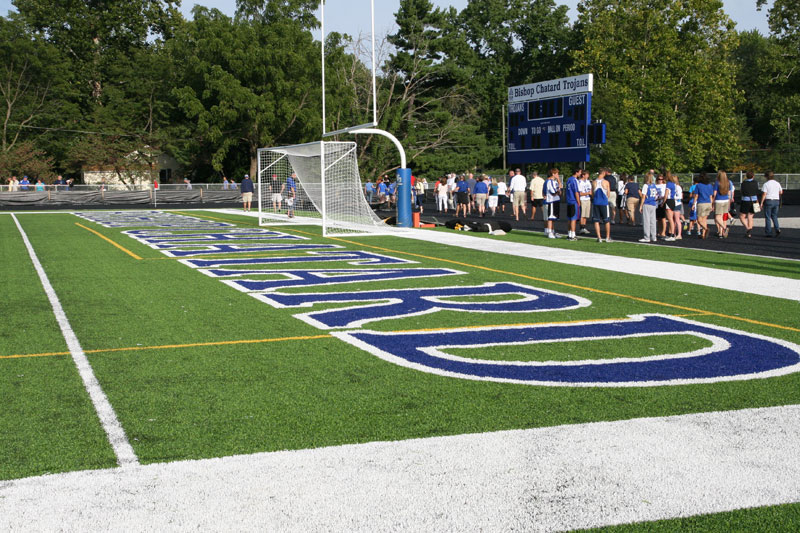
left=457, top=191, right=469, bottom=205
left=532, top=198, right=543, bottom=208
left=567, top=203, right=579, bottom=221
left=546, top=201, right=560, bottom=220
left=739, top=200, right=755, bottom=214
left=666, top=199, right=676, bottom=210
left=617, top=195, right=624, bottom=208
left=592, top=204, right=610, bottom=223
left=499, top=195, right=510, bottom=205
left=656, top=205, right=667, bottom=219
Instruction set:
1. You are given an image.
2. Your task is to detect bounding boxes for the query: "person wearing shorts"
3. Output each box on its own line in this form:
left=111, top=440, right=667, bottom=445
left=692, top=173, right=714, bottom=238
left=604, top=170, right=617, bottom=224
left=240, top=173, right=255, bottom=212
left=509, top=169, right=527, bottom=221
left=578, top=170, right=592, bottom=234
left=593, top=170, right=612, bottom=242
left=473, top=175, right=489, bottom=217
left=528, top=171, right=544, bottom=224
left=738, top=170, right=758, bottom=238
left=455, top=175, right=470, bottom=217
left=544, top=168, right=561, bottom=238
left=565, top=168, right=581, bottom=241
left=712, top=170, right=732, bottom=238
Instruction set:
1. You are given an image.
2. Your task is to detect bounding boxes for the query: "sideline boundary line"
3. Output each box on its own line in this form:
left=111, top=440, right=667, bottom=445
left=11, top=214, right=139, bottom=467
left=75, top=222, right=143, bottom=260
left=169, top=212, right=800, bottom=334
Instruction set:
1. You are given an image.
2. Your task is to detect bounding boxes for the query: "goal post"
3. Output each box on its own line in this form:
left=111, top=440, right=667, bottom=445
left=257, top=140, right=392, bottom=236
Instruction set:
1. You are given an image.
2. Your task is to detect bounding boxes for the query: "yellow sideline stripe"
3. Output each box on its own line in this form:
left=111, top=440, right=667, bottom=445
left=75, top=223, right=143, bottom=260
left=171, top=212, right=800, bottom=334
left=1, top=334, right=332, bottom=360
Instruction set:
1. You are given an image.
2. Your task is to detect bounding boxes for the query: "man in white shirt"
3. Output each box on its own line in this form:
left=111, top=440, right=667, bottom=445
left=760, top=171, right=783, bottom=237
left=529, top=171, right=545, bottom=224
left=509, top=168, right=527, bottom=221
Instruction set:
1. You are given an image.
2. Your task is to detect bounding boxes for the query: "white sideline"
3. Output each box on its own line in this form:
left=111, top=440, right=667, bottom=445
left=1, top=405, right=798, bottom=531
left=392, top=229, right=800, bottom=302
left=216, top=208, right=800, bottom=301
left=10, top=214, right=138, bottom=468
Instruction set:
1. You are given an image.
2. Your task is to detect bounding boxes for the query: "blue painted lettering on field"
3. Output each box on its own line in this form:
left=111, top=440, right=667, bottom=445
left=333, top=314, right=800, bottom=386
left=124, top=230, right=304, bottom=243
left=224, top=268, right=461, bottom=292
left=160, top=243, right=340, bottom=257
left=182, top=251, right=412, bottom=269
left=256, top=282, right=591, bottom=328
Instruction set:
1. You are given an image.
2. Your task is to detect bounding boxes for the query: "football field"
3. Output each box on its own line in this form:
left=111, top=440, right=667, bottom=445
left=2, top=209, right=799, bottom=531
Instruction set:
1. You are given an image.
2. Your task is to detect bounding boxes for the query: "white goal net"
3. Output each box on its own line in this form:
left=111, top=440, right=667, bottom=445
left=257, top=141, right=390, bottom=236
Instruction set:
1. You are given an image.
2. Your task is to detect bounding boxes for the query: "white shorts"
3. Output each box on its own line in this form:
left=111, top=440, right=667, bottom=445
left=488, top=196, right=498, bottom=208
left=271, top=193, right=282, bottom=203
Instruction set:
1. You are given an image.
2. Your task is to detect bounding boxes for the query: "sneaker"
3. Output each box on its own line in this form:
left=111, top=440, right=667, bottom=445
left=579, top=228, right=590, bottom=235
left=664, top=236, right=675, bottom=242
left=651, top=239, right=658, bottom=243
left=597, top=237, right=603, bottom=243
left=638, top=238, right=650, bottom=243
left=548, top=233, right=556, bottom=239
left=553, top=233, right=562, bottom=239
left=605, top=237, right=613, bottom=243
left=568, top=236, right=577, bottom=241
left=776, top=229, right=781, bottom=237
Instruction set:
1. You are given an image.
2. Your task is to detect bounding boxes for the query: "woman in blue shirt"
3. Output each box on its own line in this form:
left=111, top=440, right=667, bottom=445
left=638, top=173, right=660, bottom=242
left=692, top=173, right=714, bottom=239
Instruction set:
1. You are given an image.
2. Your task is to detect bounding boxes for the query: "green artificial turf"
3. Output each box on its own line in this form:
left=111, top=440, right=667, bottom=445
left=586, top=501, right=800, bottom=532
left=2, top=210, right=799, bottom=487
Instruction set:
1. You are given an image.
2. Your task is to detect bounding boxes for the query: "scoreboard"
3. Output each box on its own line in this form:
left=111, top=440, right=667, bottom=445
left=507, top=74, right=594, bottom=164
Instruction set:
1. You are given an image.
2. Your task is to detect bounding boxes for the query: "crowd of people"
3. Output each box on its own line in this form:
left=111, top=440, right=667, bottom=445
left=394, top=168, right=786, bottom=242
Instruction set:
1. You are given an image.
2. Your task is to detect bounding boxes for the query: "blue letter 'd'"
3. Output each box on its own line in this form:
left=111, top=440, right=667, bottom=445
left=333, top=314, right=800, bottom=387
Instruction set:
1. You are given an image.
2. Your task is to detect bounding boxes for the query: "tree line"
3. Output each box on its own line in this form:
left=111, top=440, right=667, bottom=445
left=1, top=0, right=798, bottom=184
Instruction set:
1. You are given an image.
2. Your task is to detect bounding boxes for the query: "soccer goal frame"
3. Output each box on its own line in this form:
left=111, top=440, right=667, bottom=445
left=257, top=140, right=392, bottom=236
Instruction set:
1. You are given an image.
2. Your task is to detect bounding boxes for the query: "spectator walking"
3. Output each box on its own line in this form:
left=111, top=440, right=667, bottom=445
left=435, top=177, right=448, bottom=213
left=473, top=175, right=489, bottom=217
left=712, top=171, right=732, bottom=238
left=455, top=175, right=471, bottom=217
left=496, top=176, right=508, bottom=215
left=592, top=169, right=612, bottom=242
left=623, top=175, right=639, bottom=225
left=488, top=177, right=499, bottom=216
left=692, top=173, right=714, bottom=239
left=509, top=168, right=527, bottom=221
left=738, top=171, right=758, bottom=238
left=760, top=171, right=783, bottom=237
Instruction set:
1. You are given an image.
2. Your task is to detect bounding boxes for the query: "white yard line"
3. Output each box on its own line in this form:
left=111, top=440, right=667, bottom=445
left=1, top=405, right=798, bottom=531
left=10, top=214, right=138, bottom=468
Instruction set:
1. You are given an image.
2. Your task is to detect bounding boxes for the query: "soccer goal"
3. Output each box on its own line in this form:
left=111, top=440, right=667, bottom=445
left=257, top=140, right=391, bottom=236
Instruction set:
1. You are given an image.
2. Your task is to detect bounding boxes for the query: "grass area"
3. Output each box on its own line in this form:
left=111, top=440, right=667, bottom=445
left=587, top=502, right=800, bottom=532
left=2, top=203, right=799, bottom=533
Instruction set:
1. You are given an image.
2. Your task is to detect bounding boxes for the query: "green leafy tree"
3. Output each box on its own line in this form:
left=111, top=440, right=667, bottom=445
left=448, top=0, right=574, bottom=168
left=0, top=15, right=76, bottom=176
left=572, top=0, right=743, bottom=172
left=169, top=7, right=322, bottom=178
left=13, top=0, right=180, bottom=106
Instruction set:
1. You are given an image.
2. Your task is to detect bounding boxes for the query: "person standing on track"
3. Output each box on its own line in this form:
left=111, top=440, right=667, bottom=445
left=565, top=168, right=581, bottom=241
left=624, top=175, right=640, bottom=225
left=544, top=168, right=561, bottom=239
left=639, top=173, right=660, bottom=243
left=592, top=168, right=612, bottom=242
left=240, top=173, right=255, bottom=212
left=528, top=171, right=544, bottom=225
left=692, top=173, right=714, bottom=239
left=578, top=170, right=592, bottom=234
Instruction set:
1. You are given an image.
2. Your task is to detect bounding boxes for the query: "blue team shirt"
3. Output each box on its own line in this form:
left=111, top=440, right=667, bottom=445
left=642, top=184, right=660, bottom=206
left=694, top=182, right=713, bottom=203
left=566, top=176, right=580, bottom=205
left=456, top=180, right=470, bottom=193
left=473, top=181, right=488, bottom=194
left=666, top=181, right=676, bottom=200
left=713, top=182, right=730, bottom=201
left=593, top=182, right=609, bottom=206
